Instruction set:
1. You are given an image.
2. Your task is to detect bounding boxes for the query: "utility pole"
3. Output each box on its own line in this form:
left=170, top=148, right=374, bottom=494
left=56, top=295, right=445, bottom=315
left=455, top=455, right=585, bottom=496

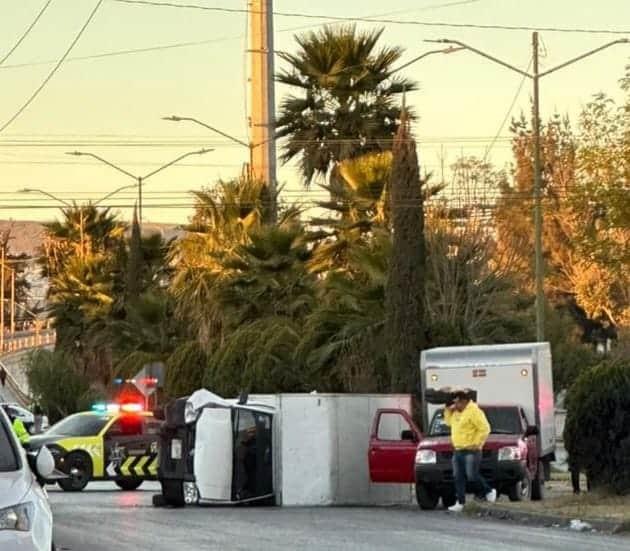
left=531, top=32, right=544, bottom=342
left=249, top=0, right=277, bottom=221
left=10, top=268, right=15, bottom=336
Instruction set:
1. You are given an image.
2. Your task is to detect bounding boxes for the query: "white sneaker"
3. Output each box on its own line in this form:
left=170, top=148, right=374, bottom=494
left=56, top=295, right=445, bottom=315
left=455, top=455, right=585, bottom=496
left=448, top=501, right=464, bottom=513
left=486, top=489, right=497, bottom=503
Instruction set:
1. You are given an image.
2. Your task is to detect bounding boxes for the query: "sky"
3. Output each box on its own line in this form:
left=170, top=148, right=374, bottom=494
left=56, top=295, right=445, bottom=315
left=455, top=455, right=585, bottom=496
left=0, top=0, right=628, bottom=225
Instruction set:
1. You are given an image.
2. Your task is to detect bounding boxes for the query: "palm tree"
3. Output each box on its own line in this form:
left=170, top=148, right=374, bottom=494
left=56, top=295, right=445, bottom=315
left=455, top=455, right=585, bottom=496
left=205, top=220, right=316, bottom=395
left=169, top=177, right=268, bottom=345
left=276, top=25, right=417, bottom=185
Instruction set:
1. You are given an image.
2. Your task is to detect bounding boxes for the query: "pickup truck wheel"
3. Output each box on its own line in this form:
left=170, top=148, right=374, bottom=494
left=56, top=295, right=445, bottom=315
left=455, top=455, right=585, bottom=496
left=531, top=462, right=544, bottom=501
left=508, top=474, right=531, bottom=502
left=416, top=484, right=439, bottom=510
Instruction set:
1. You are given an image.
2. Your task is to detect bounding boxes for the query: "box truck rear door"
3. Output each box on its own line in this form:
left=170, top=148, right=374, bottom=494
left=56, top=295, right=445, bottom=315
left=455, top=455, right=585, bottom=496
left=368, top=409, right=420, bottom=483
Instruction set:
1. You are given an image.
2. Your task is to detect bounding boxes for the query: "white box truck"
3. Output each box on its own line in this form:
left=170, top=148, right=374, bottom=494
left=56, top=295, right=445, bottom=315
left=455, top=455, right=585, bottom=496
left=420, top=342, right=556, bottom=464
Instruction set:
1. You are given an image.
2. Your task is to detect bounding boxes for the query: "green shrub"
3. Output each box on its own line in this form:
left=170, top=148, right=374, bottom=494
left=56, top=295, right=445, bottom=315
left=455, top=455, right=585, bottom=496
left=164, top=341, right=208, bottom=399
left=564, top=357, right=630, bottom=494
left=26, top=349, right=101, bottom=423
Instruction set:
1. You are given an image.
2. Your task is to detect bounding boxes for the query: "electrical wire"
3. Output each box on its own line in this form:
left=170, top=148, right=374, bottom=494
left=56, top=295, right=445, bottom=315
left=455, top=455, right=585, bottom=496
left=0, top=1, right=482, bottom=70
left=483, top=58, right=533, bottom=162
left=110, top=0, right=630, bottom=35
left=0, top=0, right=54, bottom=65
left=0, top=0, right=104, bottom=133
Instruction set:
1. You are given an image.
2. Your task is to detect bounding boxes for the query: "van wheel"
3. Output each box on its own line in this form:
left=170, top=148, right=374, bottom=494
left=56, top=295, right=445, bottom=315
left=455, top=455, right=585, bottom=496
left=508, top=474, right=531, bottom=502
left=58, top=452, right=92, bottom=492
left=416, top=484, right=439, bottom=510
left=531, top=462, right=544, bottom=501
left=116, top=479, right=143, bottom=491
left=160, top=480, right=185, bottom=507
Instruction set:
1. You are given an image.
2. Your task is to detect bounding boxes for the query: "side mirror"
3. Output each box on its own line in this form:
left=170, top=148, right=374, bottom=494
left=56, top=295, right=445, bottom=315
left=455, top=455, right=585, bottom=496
left=524, top=425, right=539, bottom=437
left=34, top=446, right=55, bottom=479
left=401, top=430, right=417, bottom=442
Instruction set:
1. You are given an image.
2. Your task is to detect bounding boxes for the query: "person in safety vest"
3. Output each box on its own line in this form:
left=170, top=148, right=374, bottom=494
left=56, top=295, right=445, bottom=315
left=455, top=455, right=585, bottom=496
left=1, top=404, right=30, bottom=445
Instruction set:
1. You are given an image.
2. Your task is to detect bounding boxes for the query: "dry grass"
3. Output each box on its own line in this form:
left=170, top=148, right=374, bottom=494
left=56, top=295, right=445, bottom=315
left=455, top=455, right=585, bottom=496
left=496, top=479, right=630, bottom=522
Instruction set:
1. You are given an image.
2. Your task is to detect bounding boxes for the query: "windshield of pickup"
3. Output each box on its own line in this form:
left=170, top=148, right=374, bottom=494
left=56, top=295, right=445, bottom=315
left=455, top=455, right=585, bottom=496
left=429, top=406, right=523, bottom=437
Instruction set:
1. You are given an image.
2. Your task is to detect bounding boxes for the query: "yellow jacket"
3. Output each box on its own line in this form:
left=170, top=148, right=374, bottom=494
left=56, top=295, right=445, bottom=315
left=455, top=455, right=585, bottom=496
left=12, top=418, right=30, bottom=445
left=444, top=401, right=490, bottom=450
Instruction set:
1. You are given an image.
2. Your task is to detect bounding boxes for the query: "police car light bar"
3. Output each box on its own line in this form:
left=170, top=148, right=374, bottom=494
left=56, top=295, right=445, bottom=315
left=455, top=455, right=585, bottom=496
left=92, top=403, right=144, bottom=413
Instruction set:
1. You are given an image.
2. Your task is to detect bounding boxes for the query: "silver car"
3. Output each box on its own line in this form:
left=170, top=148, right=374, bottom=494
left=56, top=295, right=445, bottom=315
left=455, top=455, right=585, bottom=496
left=0, top=408, right=55, bottom=551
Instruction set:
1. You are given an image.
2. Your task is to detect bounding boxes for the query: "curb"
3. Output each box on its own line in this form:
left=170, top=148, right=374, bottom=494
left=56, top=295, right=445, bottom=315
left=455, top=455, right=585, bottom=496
left=466, top=503, right=630, bottom=534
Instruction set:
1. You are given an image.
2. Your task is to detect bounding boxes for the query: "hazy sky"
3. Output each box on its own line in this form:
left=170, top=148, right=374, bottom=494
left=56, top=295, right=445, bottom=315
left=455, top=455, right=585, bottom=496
left=1, top=0, right=628, bottom=225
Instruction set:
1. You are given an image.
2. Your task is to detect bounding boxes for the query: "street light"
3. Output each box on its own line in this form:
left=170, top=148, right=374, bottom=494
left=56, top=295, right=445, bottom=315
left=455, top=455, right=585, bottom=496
left=163, top=48, right=460, bottom=221
left=18, top=184, right=141, bottom=260
left=66, top=148, right=214, bottom=227
left=425, top=35, right=629, bottom=341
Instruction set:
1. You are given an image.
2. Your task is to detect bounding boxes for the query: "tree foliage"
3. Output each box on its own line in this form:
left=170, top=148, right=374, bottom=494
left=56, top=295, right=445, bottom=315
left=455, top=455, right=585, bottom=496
left=276, top=25, right=417, bottom=184
left=564, top=357, right=630, bottom=494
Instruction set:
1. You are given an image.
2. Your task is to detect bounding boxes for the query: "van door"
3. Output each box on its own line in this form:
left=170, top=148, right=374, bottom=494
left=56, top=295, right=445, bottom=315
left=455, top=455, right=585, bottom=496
left=194, top=407, right=233, bottom=501
left=368, top=409, right=421, bottom=483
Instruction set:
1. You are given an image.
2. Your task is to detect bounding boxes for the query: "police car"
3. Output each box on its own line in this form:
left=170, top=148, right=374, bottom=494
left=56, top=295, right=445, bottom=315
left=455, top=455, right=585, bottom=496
left=28, top=403, right=161, bottom=492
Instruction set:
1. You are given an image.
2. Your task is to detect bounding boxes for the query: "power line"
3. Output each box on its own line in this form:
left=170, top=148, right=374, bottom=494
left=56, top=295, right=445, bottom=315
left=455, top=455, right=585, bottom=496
left=483, top=58, right=533, bottom=162
left=110, top=0, right=630, bottom=35
left=0, top=0, right=54, bottom=65
left=0, top=1, right=482, bottom=70
left=0, top=0, right=104, bottom=133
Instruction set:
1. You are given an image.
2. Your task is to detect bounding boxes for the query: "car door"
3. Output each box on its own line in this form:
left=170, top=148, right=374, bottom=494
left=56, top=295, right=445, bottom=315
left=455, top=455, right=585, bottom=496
left=368, top=409, right=421, bottom=483
left=103, top=415, right=146, bottom=478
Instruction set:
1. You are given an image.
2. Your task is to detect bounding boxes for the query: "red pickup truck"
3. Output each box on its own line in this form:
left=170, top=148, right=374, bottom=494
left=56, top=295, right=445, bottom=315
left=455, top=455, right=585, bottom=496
left=368, top=405, right=544, bottom=509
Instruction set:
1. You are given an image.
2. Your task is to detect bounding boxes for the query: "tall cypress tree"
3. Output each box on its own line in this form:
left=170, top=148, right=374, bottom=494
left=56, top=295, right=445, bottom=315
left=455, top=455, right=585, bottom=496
left=385, top=111, right=426, bottom=393
left=126, top=206, right=142, bottom=300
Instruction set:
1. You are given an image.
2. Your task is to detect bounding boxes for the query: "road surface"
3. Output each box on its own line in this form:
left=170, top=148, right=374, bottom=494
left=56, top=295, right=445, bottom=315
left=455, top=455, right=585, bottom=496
left=50, top=483, right=628, bottom=551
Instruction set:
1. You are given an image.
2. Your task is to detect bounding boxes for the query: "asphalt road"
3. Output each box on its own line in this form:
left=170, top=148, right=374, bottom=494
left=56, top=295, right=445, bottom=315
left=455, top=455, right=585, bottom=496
left=51, top=483, right=628, bottom=551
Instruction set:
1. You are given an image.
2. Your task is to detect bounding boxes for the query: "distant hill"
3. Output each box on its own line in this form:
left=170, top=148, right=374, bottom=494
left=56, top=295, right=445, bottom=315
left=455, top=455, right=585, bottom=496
left=0, top=220, right=184, bottom=257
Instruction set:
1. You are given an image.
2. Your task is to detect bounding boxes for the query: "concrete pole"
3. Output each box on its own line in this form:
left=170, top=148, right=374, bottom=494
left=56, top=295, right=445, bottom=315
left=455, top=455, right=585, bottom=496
left=249, top=0, right=277, bottom=221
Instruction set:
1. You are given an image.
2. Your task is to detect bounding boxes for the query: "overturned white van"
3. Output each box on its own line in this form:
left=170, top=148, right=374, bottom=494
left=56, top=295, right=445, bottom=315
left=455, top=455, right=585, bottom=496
left=152, top=390, right=415, bottom=507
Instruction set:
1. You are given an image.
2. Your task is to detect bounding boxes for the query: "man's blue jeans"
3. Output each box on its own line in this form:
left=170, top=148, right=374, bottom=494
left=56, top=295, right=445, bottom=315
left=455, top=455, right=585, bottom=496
left=452, top=449, right=492, bottom=504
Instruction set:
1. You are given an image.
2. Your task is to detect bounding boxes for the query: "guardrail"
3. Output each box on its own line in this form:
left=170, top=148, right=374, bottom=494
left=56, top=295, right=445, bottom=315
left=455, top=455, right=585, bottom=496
left=1, top=330, right=56, bottom=354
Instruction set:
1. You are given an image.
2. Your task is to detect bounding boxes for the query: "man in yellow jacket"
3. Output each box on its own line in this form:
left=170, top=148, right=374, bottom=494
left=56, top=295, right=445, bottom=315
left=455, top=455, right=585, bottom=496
left=444, top=390, right=496, bottom=512
left=1, top=405, right=30, bottom=446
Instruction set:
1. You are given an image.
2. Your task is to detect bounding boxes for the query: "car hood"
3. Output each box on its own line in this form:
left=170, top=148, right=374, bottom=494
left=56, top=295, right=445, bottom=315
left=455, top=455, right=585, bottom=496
left=418, top=434, right=522, bottom=451
left=28, top=434, right=63, bottom=450
left=0, top=469, right=32, bottom=509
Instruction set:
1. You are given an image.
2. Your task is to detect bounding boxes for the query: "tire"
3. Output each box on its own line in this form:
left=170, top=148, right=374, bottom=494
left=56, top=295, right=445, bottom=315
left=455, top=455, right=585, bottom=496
left=508, top=474, right=531, bottom=502
left=441, top=492, right=457, bottom=509
left=160, top=480, right=185, bottom=508
left=416, top=484, right=440, bottom=510
left=531, top=462, right=544, bottom=501
left=115, top=479, right=143, bottom=491
left=57, top=452, right=92, bottom=492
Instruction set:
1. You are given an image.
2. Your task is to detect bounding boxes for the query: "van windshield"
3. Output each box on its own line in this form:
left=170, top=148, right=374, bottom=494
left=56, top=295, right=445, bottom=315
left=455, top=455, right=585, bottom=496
left=0, top=418, right=19, bottom=472
left=429, top=406, right=523, bottom=437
